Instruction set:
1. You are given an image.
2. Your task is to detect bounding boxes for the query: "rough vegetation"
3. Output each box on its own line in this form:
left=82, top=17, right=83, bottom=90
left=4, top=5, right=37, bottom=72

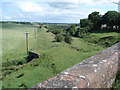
left=1, top=10, right=120, bottom=88
left=55, top=34, right=64, bottom=42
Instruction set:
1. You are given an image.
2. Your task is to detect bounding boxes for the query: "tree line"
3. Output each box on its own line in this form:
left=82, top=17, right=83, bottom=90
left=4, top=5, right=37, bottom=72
left=51, top=11, right=119, bottom=44
left=80, top=11, right=120, bottom=32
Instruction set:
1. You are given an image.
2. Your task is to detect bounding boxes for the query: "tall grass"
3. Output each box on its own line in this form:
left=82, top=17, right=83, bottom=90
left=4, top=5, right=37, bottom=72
left=2, top=23, right=119, bottom=88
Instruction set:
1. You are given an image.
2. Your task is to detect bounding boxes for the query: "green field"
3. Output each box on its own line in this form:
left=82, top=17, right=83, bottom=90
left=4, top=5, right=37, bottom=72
left=2, top=23, right=36, bottom=62
left=1, top=23, right=119, bottom=88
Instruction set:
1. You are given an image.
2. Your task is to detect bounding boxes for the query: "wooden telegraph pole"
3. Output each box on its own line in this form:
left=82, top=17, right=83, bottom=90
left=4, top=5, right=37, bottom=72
left=23, top=31, right=30, bottom=55
left=34, top=28, right=36, bottom=38
left=34, top=28, right=37, bottom=38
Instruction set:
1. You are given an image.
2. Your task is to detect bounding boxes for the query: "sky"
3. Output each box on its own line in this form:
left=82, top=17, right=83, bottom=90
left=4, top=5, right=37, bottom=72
left=0, top=0, right=119, bottom=23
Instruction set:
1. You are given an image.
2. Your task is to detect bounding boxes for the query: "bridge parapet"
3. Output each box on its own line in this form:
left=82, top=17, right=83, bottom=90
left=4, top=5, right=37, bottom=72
left=31, top=42, right=120, bottom=88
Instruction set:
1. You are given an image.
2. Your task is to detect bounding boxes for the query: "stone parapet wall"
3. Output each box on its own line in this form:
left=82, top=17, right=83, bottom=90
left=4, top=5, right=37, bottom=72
left=31, top=42, right=120, bottom=88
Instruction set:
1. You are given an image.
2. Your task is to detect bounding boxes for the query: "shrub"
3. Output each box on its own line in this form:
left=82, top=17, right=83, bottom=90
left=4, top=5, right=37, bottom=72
left=44, top=26, right=48, bottom=28
left=69, top=28, right=75, bottom=36
left=17, top=59, right=27, bottom=65
left=75, top=28, right=88, bottom=38
left=64, top=35, right=72, bottom=44
left=55, top=34, right=64, bottom=42
left=46, top=30, right=50, bottom=33
left=52, top=29, right=61, bottom=34
left=19, top=83, right=27, bottom=88
left=2, top=58, right=27, bottom=67
left=70, top=24, right=76, bottom=29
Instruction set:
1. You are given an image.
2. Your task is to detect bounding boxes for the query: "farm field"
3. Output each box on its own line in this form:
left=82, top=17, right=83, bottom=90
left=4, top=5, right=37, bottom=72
left=1, top=23, right=119, bottom=88
left=2, top=23, right=37, bottom=62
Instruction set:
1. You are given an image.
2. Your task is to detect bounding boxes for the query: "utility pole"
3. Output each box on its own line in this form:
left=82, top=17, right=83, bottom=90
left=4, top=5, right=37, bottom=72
left=34, top=28, right=37, bottom=38
left=108, top=0, right=120, bottom=13
left=23, top=31, right=30, bottom=55
left=34, top=28, right=36, bottom=38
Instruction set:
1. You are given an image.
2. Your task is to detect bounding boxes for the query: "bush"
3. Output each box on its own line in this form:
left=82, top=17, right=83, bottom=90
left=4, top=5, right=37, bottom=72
left=55, top=34, right=64, bottom=42
left=44, top=26, right=48, bottom=28
left=69, top=28, right=75, bottom=36
left=52, top=29, right=61, bottom=34
left=70, top=24, right=76, bottom=29
left=46, top=30, right=50, bottom=33
left=2, top=58, right=27, bottom=67
left=75, top=28, right=89, bottom=38
left=19, top=83, right=27, bottom=88
left=64, top=35, right=72, bottom=44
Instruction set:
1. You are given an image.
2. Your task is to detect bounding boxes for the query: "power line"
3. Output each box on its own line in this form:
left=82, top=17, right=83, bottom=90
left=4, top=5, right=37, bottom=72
left=107, top=0, right=120, bottom=5
left=107, top=0, right=120, bottom=13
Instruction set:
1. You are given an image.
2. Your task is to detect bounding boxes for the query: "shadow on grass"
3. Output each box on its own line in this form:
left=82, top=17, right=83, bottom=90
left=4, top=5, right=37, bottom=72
left=52, top=40, right=57, bottom=42
left=90, top=29, right=120, bottom=33
left=26, top=51, right=40, bottom=62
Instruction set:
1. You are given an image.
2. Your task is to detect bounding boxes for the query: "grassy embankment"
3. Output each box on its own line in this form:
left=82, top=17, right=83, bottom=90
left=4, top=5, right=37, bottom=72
left=2, top=23, right=119, bottom=88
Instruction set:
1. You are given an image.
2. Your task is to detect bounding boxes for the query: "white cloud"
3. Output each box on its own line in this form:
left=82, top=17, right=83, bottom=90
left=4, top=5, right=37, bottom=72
left=2, top=0, right=119, bottom=23
left=16, top=1, right=43, bottom=13
left=1, top=0, right=119, bottom=4
left=47, top=0, right=119, bottom=6
left=15, top=0, right=115, bottom=22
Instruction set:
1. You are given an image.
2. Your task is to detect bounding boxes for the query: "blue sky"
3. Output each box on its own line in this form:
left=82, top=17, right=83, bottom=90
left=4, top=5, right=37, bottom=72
left=1, top=0, right=119, bottom=23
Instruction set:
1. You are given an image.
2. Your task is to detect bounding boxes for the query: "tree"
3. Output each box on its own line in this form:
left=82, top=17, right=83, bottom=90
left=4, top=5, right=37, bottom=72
left=65, top=24, right=76, bottom=36
left=80, top=19, right=93, bottom=31
left=117, top=13, right=120, bottom=31
left=75, top=28, right=88, bottom=38
left=55, top=34, right=64, bottom=42
left=68, top=28, right=75, bottom=36
left=88, top=11, right=102, bottom=29
left=88, top=12, right=101, bottom=23
left=80, top=19, right=91, bottom=28
left=64, top=35, right=72, bottom=44
left=70, top=24, right=76, bottom=29
left=52, top=29, right=61, bottom=34
left=102, top=11, right=119, bottom=30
